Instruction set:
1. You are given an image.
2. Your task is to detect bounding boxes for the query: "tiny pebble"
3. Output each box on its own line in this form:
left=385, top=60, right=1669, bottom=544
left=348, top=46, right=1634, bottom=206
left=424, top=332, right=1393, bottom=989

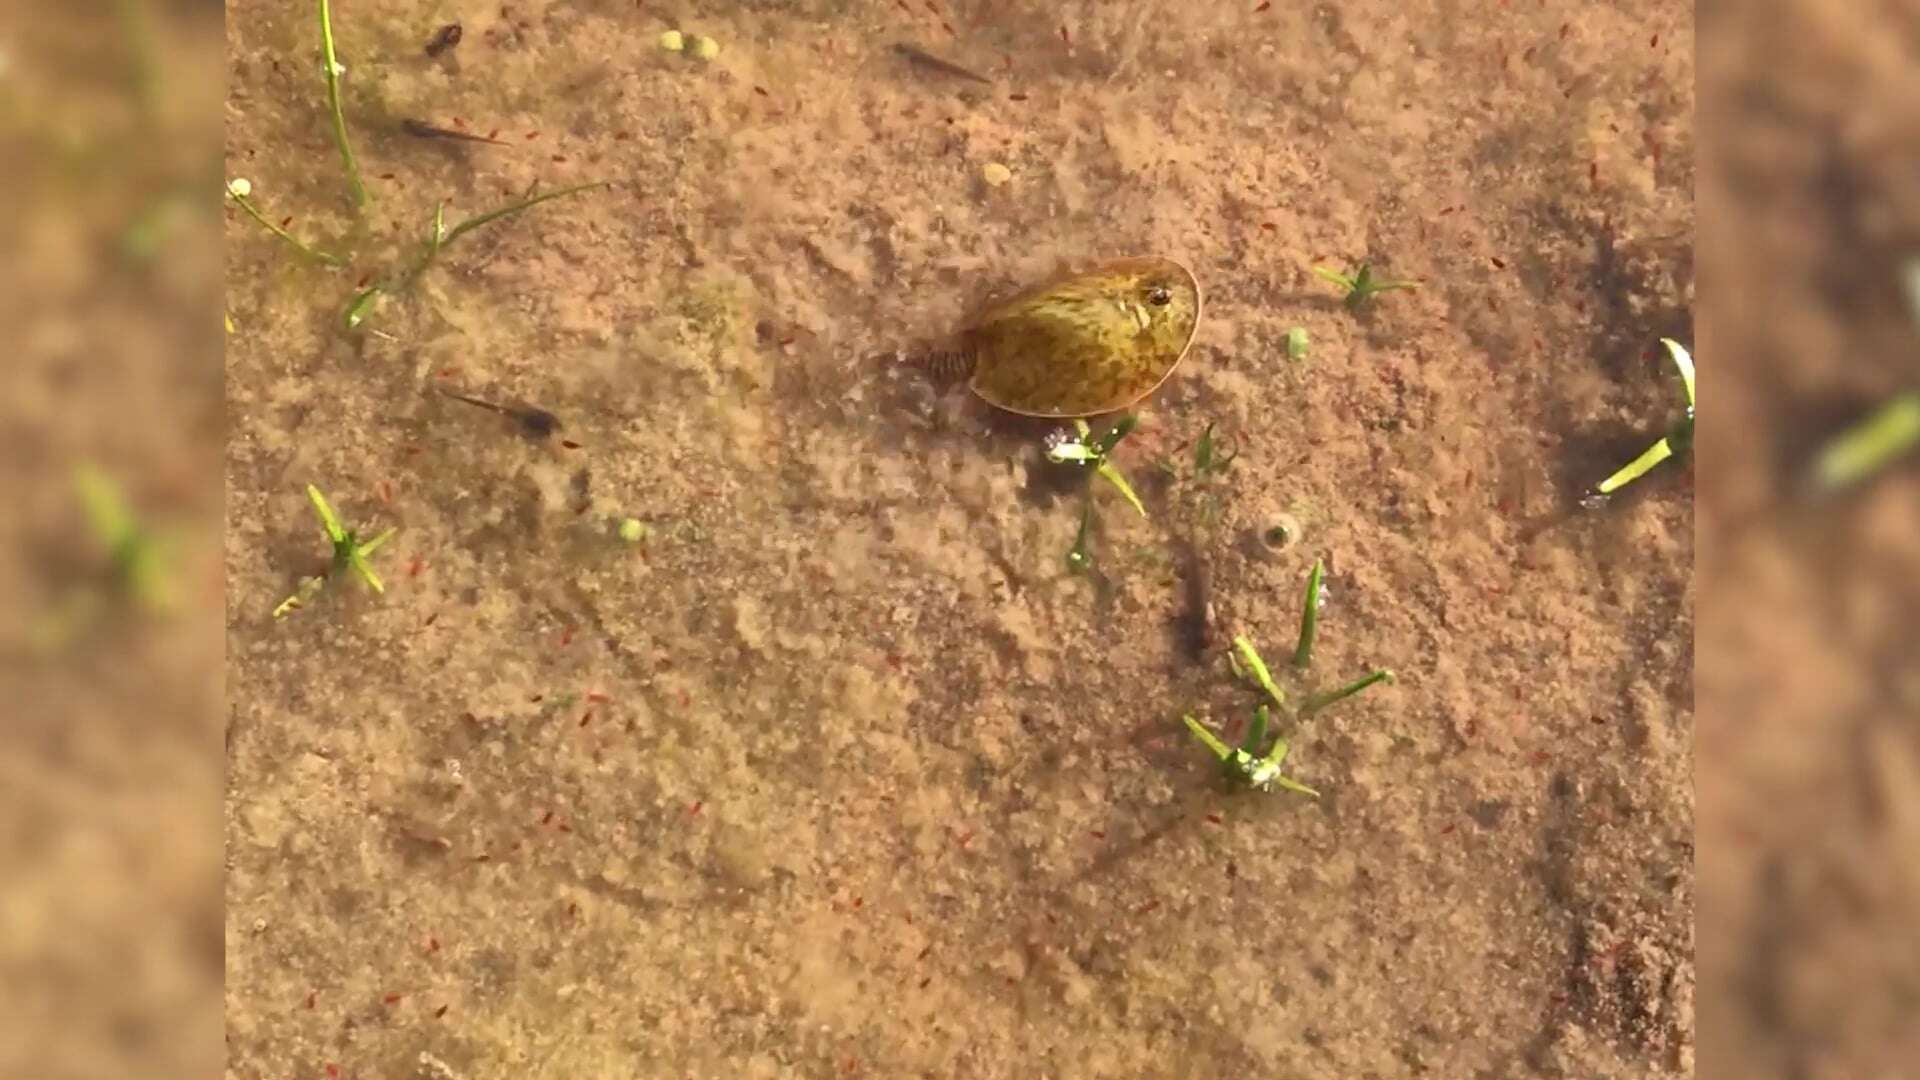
left=690, top=35, right=721, bottom=61
left=618, top=518, right=647, bottom=543
left=226, top=177, right=252, bottom=198
left=658, top=30, right=685, bottom=52
left=1285, top=326, right=1310, bottom=361
left=982, top=162, right=1012, bottom=186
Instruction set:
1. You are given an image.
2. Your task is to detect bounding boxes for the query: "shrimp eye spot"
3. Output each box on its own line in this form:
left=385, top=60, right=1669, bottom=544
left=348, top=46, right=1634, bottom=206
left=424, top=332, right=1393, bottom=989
left=1147, top=286, right=1172, bottom=306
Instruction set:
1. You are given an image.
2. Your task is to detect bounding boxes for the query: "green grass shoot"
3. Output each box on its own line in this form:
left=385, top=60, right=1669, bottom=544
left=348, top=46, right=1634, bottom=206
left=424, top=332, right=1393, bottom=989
left=1292, top=558, right=1322, bottom=668
left=1313, top=263, right=1420, bottom=310
left=318, top=0, right=370, bottom=207
left=1050, top=415, right=1148, bottom=573
left=27, top=465, right=179, bottom=652
left=1183, top=560, right=1394, bottom=796
left=1594, top=338, right=1694, bottom=497
left=227, top=179, right=346, bottom=266
left=1811, top=391, right=1920, bottom=492
left=1065, top=501, right=1094, bottom=574
left=75, top=463, right=176, bottom=612
left=1192, top=421, right=1237, bottom=478
left=1806, top=262, right=1920, bottom=491
left=274, top=484, right=397, bottom=617
left=1183, top=706, right=1320, bottom=798
left=343, top=182, right=610, bottom=331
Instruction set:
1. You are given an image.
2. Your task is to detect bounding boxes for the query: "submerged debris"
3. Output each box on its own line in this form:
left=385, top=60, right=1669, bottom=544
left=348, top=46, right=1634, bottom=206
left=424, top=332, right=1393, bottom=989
left=1176, top=537, right=1215, bottom=661
left=439, top=389, right=561, bottom=440
left=424, top=23, right=462, bottom=58
left=400, top=118, right=509, bottom=145
left=893, top=42, right=993, bottom=85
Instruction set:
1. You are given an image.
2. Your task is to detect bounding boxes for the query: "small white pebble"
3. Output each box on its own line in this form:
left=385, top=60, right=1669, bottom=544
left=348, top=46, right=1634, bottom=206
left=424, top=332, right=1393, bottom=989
left=981, top=162, right=1012, bottom=187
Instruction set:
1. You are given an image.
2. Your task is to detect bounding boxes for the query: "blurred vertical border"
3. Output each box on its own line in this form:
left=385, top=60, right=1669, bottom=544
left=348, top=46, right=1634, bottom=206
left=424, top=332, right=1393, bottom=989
left=0, top=1, right=224, bottom=1078
left=1701, top=0, right=1920, bottom=1075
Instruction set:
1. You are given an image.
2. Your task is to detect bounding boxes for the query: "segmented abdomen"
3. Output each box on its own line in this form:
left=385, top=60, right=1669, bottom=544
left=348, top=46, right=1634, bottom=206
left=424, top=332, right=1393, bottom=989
left=909, top=346, right=977, bottom=383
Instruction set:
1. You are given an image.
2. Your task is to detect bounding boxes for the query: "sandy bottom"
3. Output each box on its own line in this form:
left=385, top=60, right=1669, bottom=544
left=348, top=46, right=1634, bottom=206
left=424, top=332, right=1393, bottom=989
left=224, top=1, right=1694, bottom=1076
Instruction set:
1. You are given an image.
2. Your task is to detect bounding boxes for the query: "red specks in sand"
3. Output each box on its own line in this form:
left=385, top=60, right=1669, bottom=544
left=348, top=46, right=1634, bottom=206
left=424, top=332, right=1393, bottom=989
left=382, top=992, right=403, bottom=1005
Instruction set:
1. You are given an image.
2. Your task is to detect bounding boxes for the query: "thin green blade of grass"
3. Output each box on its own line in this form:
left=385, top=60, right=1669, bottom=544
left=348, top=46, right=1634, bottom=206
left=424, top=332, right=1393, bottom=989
left=1312, top=266, right=1354, bottom=291
left=428, top=200, right=447, bottom=261
left=360, top=526, right=397, bottom=558
left=1812, top=391, right=1920, bottom=492
left=1660, top=338, right=1695, bottom=409
left=319, top=0, right=370, bottom=207
left=1231, top=635, right=1285, bottom=709
left=228, top=189, right=346, bottom=265
left=342, top=285, right=384, bottom=330
left=75, top=464, right=135, bottom=547
left=1270, top=773, right=1320, bottom=798
left=1596, top=437, right=1675, bottom=496
left=1302, top=669, right=1394, bottom=717
left=1182, top=714, right=1234, bottom=762
left=1292, top=559, right=1323, bottom=669
left=353, top=556, right=386, bottom=594
left=1066, top=499, right=1094, bottom=572
left=1239, top=703, right=1271, bottom=757
left=1097, top=461, right=1147, bottom=518
left=306, top=485, right=347, bottom=542
left=437, top=182, right=611, bottom=250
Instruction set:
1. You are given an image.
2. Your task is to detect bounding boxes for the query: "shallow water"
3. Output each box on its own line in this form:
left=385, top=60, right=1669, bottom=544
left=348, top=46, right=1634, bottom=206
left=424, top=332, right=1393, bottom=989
left=224, top=1, right=1694, bottom=1075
